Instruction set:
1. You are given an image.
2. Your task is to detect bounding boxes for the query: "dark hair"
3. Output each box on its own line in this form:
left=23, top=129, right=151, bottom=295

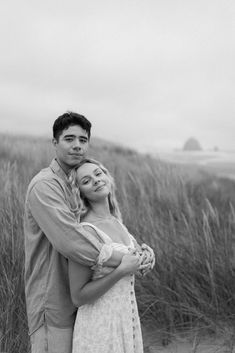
left=53, top=111, right=92, bottom=141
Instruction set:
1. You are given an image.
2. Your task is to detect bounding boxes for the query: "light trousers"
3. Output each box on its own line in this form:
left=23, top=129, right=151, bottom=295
left=30, top=324, right=73, bottom=353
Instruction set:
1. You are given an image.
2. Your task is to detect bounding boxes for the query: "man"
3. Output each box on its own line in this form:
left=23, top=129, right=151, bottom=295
left=24, top=112, right=126, bottom=353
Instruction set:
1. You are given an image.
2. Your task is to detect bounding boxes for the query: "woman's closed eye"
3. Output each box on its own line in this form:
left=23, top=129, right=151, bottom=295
left=95, top=170, right=102, bottom=177
left=81, top=178, right=91, bottom=185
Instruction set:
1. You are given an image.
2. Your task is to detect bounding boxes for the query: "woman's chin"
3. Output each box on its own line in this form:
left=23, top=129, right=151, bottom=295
left=92, top=189, right=110, bottom=201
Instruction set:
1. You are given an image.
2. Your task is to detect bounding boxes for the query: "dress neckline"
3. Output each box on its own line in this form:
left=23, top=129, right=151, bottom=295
left=80, top=221, right=133, bottom=248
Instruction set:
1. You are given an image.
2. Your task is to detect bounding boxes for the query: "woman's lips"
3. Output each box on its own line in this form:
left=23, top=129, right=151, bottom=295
left=95, top=184, right=106, bottom=192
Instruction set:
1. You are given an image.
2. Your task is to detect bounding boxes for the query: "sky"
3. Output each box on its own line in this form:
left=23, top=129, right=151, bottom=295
left=1, top=0, right=235, bottom=152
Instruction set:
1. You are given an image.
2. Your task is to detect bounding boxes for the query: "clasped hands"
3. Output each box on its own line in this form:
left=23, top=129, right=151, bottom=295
left=129, top=243, right=155, bottom=277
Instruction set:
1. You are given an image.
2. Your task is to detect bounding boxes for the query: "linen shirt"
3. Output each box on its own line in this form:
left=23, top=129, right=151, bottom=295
left=24, top=159, right=104, bottom=335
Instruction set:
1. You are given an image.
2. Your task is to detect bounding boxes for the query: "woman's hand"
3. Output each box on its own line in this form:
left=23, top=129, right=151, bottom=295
left=117, top=253, right=141, bottom=276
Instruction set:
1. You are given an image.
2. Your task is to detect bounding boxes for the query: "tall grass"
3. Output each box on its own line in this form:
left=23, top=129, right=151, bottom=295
left=0, top=134, right=235, bottom=352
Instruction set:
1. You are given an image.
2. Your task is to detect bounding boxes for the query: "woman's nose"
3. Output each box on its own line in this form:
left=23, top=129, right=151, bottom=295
left=93, top=177, right=101, bottom=185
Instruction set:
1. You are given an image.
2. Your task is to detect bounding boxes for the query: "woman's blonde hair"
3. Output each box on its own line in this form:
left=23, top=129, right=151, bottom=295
left=68, top=158, right=122, bottom=221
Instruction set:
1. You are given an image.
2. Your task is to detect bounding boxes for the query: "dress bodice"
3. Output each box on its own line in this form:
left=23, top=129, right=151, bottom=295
left=80, top=220, right=135, bottom=279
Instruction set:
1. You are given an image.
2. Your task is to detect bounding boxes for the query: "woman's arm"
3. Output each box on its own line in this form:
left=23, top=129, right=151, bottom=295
left=68, top=254, right=140, bottom=307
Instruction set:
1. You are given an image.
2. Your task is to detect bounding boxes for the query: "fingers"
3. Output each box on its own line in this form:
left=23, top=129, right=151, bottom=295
left=128, top=247, right=136, bottom=255
left=138, top=263, right=150, bottom=270
left=128, top=243, right=155, bottom=275
left=140, top=244, right=155, bottom=269
left=136, top=264, right=152, bottom=277
left=140, top=250, right=152, bottom=265
left=142, top=244, right=154, bottom=259
left=151, top=255, right=155, bottom=265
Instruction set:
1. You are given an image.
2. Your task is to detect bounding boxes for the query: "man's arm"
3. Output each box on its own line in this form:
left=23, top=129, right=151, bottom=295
left=26, top=179, right=123, bottom=267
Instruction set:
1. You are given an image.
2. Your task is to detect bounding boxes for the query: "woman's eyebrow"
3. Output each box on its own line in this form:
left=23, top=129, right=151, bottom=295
left=78, top=168, right=100, bottom=182
left=80, top=174, right=90, bottom=179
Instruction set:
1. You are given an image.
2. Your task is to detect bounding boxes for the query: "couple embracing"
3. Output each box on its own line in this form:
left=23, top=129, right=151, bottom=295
left=24, top=112, right=155, bottom=353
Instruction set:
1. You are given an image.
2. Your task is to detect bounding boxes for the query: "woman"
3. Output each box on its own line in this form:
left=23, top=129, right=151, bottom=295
left=68, top=158, right=155, bottom=353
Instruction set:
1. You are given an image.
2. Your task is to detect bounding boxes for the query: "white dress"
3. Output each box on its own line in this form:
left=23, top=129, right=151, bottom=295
left=72, top=222, right=143, bottom=353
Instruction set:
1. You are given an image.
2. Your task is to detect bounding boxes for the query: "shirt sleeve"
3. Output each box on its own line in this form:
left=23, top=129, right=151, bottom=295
left=27, top=179, right=104, bottom=266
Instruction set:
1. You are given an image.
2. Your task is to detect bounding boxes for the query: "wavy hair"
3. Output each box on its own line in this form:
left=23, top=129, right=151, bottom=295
left=68, top=158, right=122, bottom=221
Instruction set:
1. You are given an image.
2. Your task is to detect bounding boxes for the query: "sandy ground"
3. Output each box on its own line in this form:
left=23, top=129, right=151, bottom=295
left=142, top=326, right=235, bottom=353
left=145, top=340, right=235, bottom=353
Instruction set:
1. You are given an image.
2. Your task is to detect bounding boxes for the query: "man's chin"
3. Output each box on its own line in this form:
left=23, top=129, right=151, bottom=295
left=69, top=159, right=84, bottom=167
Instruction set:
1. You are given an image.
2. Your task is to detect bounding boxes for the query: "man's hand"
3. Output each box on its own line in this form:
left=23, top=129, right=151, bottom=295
left=141, top=243, right=155, bottom=268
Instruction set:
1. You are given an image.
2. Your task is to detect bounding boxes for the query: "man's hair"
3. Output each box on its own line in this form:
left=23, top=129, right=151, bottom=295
left=53, top=111, right=92, bottom=141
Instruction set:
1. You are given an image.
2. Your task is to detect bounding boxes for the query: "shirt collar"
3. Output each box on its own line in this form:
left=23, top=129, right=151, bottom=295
left=50, top=158, right=70, bottom=182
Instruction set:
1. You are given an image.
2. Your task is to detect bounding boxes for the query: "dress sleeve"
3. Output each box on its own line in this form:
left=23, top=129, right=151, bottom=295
left=92, top=244, right=114, bottom=269
left=80, top=223, right=114, bottom=270
left=27, top=179, right=103, bottom=266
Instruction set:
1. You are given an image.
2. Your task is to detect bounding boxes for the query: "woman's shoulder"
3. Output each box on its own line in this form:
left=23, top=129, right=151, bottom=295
left=80, top=216, right=99, bottom=237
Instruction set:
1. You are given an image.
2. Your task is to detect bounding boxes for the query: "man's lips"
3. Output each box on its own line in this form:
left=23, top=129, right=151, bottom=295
left=69, top=153, right=83, bottom=157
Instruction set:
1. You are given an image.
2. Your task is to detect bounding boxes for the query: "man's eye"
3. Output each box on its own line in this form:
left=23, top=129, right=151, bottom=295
left=80, top=139, right=87, bottom=144
left=65, top=138, right=73, bottom=142
left=96, top=171, right=102, bottom=176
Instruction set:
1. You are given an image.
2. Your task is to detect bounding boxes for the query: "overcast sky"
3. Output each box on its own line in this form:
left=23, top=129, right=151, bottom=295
left=1, top=0, right=235, bottom=152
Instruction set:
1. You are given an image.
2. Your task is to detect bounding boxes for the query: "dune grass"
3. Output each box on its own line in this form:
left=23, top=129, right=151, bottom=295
left=0, top=133, right=235, bottom=352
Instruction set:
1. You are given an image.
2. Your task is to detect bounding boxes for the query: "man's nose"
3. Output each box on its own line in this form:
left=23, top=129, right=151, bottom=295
left=72, top=139, right=81, bottom=149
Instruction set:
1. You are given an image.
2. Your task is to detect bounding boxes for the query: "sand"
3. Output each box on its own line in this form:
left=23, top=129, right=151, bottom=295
left=142, top=326, right=235, bottom=353
left=146, top=340, right=235, bottom=353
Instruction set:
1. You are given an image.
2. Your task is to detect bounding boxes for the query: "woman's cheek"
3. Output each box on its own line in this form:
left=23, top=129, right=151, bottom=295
left=83, top=186, right=94, bottom=199
left=80, top=186, right=89, bottom=198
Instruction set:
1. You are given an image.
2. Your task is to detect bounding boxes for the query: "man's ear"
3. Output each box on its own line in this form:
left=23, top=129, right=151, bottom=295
left=52, top=138, right=57, bottom=147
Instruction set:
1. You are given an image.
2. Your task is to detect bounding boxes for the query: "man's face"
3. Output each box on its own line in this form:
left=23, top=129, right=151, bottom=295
left=52, top=125, right=89, bottom=173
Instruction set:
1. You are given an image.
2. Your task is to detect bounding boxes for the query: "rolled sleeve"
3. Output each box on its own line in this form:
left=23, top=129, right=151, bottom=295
left=27, top=179, right=103, bottom=266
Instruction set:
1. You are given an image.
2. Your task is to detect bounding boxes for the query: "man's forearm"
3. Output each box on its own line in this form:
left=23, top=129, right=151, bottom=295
left=28, top=181, right=103, bottom=266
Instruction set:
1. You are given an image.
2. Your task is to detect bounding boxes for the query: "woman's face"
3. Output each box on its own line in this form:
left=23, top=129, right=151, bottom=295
left=76, top=163, right=111, bottom=202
